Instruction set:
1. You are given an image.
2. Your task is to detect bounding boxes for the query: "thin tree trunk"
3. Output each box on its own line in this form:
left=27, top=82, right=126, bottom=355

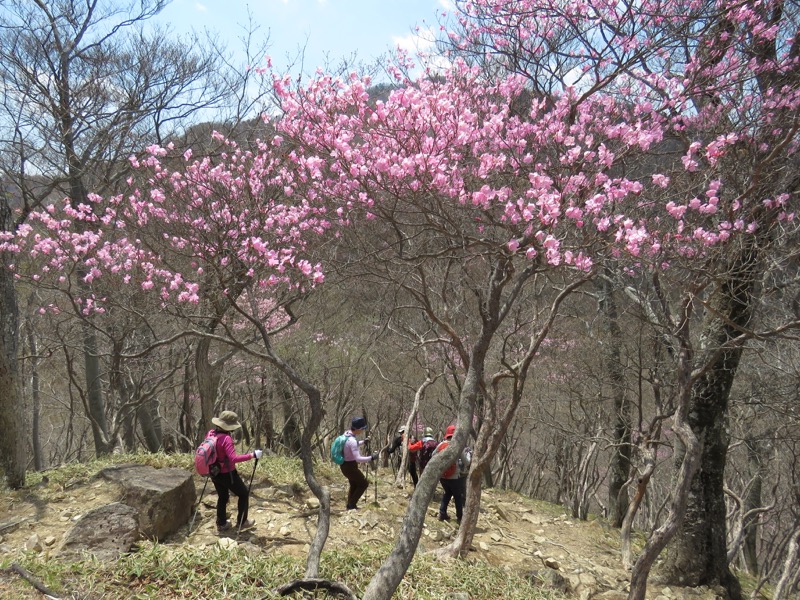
left=24, top=315, right=43, bottom=471
left=742, top=438, right=767, bottom=575
left=179, top=356, right=193, bottom=451
left=395, top=375, right=435, bottom=487
left=621, top=438, right=657, bottom=569
left=629, top=315, right=701, bottom=600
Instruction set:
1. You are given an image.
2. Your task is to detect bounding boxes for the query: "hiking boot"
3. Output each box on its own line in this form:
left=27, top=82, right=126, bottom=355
left=237, top=519, right=256, bottom=531
left=216, top=521, right=232, bottom=532
left=438, top=514, right=450, bottom=522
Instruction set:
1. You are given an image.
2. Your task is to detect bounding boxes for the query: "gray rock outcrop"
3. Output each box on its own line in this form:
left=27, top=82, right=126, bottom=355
left=100, top=464, right=195, bottom=540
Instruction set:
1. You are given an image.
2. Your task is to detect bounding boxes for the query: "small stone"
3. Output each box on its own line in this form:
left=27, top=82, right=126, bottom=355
left=25, top=534, right=42, bottom=552
left=44, top=536, right=57, bottom=547
left=217, top=537, right=237, bottom=550
left=479, top=541, right=489, bottom=551
left=544, top=557, right=561, bottom=570
left=521, top=513, right=541, bottom=524
left=305, top=497, right=320, bottom=510
left=279, top=526, right=290, bottom=536
left=429, top=530, right=444, bottom=542
left=661, top=587, right=675, bottom=597
left=534, top=536, right=546, bottom=544
left=490, top=532, right=502, bottom=542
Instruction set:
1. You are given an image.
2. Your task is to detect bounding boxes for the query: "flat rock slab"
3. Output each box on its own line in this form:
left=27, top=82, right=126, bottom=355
left=59, top=502, right=139, bottom=561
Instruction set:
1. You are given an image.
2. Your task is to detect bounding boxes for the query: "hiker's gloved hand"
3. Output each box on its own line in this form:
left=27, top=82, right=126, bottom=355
left=370, top=452, right=379, bottom=462
left=253, top=449, right=263, bottom=459
left=363, top=437, right=370, bottom=444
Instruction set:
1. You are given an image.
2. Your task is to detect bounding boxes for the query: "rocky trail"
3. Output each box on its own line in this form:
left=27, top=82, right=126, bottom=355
left=1, top=463, right=729, bottom=600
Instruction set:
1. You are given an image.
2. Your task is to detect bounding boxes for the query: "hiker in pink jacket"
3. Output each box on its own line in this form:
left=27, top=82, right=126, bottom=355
left=208, top=411, right=261, bottom=532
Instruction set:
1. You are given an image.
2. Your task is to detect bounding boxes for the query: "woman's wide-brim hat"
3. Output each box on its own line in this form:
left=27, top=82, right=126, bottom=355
left=212, top=410, right=242, bottom=432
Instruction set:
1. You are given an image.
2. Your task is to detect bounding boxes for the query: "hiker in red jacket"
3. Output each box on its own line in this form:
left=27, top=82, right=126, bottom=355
left=208, top=411, right=260, bottom=532
left=433, top=425, right=463, bottom=523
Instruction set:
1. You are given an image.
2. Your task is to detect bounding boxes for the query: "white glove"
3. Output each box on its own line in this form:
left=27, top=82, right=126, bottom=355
left=254, top=449, right=263, bottom=459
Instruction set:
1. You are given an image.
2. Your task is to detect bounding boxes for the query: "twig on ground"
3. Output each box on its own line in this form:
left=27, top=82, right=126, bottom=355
left=2, top=563, right=62, bottom=599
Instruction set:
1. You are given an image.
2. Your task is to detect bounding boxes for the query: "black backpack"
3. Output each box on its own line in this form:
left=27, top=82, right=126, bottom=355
left=418, top=438, right=438, bottom=472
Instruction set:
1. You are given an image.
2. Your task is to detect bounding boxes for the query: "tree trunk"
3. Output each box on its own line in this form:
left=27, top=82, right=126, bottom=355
left=741, top=438, right=767, bottom=575
left=196, top=337, right=220, bottom=440
left=24, top=315, right=43, bottom=471
left=363, top=320, right=492, bottom=599
left=0, top=196, right=25, bottom=488
left=0, top=336, right=24, bottom=488
left=661, top=249, right=756, bottom=600
left=179, top=356, right=194, bottom=451
left=599, top=275, right=631, bottom=527
left=281, top=385, right=302, bottom=454
left=138, top=397, right=163, bottom=452
left=629, top=419, right=702, bottom=600
left=82, top=321, right=110, bottom=456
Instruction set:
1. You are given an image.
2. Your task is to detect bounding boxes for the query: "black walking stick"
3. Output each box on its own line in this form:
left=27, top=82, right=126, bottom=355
left=189, top=476, right=210, bottom=534
left=237, top=456, right=259, bottom=536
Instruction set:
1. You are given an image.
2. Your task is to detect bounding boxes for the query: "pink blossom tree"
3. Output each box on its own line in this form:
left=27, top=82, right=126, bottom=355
left=269, top=0, right=799, bottom=589
left=4, top=132, right=341, bottom=578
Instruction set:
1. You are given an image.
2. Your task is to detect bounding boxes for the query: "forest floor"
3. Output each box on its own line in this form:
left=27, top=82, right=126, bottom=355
left=0, top=456, right=759, bottom=599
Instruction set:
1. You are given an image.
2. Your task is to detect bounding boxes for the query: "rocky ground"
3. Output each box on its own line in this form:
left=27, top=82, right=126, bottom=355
left=1, top=465, right=732, bottom=600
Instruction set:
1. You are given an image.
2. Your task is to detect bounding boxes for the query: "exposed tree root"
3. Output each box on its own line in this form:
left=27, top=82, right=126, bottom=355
left=275, top=577, right=358, bottom=599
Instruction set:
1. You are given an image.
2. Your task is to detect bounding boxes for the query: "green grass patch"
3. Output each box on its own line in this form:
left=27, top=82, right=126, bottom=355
left=7, top=541, right=562, bottom=599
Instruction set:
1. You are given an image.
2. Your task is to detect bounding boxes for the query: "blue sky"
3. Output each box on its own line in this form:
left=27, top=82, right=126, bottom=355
left=154, top=0, right=452, bottom=75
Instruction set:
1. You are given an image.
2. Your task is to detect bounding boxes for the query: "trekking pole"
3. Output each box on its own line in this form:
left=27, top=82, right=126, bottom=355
left=237, top=456, right=259, bottom=536
left=189, top=476, right=210, bottom=534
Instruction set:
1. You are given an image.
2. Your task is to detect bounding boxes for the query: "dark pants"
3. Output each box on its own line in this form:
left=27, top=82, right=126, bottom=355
left=439, top=477, right=463, bottom=522
left=341, top=460, right=369, bottom=509
left=408, top=460, right=419, bottom=486
left=211, top=469, right=249, bottom=526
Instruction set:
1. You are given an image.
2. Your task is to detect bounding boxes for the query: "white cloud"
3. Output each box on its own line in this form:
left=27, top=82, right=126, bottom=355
left=438, top=0, right=456, bottom=11
left=393, top=33, right=426, bottom=54
left=392, top=25, right=437, bottom=54
left=194, top=2, right=207, bottom=12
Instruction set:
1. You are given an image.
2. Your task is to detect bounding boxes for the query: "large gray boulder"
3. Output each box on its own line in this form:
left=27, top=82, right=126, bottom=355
left=100, top=464, right=196, bottom=540
left=59, top=502, right=139, bottom=561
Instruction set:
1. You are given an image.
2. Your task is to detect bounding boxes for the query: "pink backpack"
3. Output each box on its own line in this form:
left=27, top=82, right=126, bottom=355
left=194, top=432, right=220, bottom=476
